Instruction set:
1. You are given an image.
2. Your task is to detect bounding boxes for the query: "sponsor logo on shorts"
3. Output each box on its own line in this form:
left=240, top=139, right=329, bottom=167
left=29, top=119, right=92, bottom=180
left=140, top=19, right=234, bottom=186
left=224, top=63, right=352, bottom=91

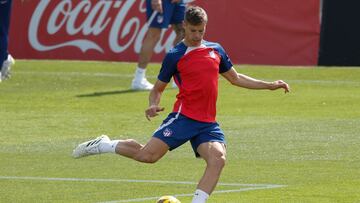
left=163, top=128, right=173, bottom=137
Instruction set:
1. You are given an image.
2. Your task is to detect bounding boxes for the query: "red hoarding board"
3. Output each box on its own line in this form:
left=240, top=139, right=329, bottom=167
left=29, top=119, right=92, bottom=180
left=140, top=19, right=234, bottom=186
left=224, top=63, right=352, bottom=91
left=9, top=0, right=320, bottom=65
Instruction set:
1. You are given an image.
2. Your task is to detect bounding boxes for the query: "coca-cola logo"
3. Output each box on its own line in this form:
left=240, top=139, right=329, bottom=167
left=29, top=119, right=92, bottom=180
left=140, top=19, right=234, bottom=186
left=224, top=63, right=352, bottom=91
left=28, top=0, right=185, bottom=54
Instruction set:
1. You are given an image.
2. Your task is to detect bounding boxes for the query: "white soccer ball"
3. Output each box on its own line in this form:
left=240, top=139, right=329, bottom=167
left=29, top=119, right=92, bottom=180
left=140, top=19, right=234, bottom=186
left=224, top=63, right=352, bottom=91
left=156, top=195, right=181, bottom=203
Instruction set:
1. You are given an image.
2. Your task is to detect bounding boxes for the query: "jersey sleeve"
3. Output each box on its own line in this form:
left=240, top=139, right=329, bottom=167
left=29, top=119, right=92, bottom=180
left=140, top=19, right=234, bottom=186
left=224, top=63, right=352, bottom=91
left=216, top=44, right=233, bottom=73
left=158, top=53, right=178, bottom=83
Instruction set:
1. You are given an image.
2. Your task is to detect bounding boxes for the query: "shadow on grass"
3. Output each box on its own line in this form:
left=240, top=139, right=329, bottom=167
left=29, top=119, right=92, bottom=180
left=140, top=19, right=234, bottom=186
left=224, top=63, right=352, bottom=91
left=76, top=89, right=147, bottom=97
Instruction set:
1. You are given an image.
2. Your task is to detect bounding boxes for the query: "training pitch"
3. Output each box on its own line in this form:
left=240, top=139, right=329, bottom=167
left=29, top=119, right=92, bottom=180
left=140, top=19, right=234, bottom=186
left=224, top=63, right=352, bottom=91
left=0, top=60, right=359, bottom=202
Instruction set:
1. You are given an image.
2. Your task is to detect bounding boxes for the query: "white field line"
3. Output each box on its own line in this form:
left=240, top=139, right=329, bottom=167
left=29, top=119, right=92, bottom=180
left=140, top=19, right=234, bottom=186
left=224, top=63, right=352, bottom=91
left=100, top=186, right=285, bottom=203
left=0, top=176, right=286, bottom=203
left=0, top=176, right=283, bottom=187
left=14, top=70, right=360, bottom=85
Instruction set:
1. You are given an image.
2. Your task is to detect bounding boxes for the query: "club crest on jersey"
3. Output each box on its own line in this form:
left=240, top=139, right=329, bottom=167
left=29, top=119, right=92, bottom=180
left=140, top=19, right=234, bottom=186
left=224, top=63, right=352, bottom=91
left=163, top=128, right=173, bottom=137
left=157, top=15, right=164, bottom=23
left=209, top=50, right=216, bottom=58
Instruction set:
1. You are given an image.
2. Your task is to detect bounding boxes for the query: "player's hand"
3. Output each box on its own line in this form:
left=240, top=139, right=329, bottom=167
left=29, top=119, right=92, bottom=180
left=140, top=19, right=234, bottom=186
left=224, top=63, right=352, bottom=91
left=270, top=80, right=290, bottom=93
left=151, top=0, right=163, bottom=13
left=145, top=105, right=165, bottom=121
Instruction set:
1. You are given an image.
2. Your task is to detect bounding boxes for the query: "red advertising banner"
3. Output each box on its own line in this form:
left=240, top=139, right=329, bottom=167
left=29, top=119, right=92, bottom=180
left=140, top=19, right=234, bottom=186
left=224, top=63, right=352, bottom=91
left=9, top=0, right=320, bottom=65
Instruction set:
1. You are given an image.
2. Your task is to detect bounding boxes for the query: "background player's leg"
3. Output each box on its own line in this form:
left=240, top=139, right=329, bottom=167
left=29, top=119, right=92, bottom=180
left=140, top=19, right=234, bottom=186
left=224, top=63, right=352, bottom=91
left=132, top=27, right=162, bottom=90
left=0, top=0, right=11, bottom=63
left=171, top=23, right=184, bottom=45
left=137, top=27, right=162, bottom=71
left=0, top=0, right=14, bottom=81
left=169, top=23, right=184, bottom=88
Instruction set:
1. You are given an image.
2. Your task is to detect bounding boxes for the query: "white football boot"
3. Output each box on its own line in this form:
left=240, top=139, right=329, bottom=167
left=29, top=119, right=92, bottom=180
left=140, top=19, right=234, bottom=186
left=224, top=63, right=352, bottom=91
left=1, top=54, right=15, bottom=82
left=72, top=135, right=110, bottom=158
left=131, top=78, right=154, bottom=90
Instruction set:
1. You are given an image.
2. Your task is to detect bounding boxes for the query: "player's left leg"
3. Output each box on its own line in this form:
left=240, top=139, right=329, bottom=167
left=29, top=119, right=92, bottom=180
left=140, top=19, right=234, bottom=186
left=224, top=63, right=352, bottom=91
left=193, top=141, right=226, bottom=203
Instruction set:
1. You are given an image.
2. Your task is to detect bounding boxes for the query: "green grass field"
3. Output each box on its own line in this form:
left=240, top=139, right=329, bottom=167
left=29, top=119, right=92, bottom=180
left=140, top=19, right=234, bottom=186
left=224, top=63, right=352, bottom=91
left=0, top=60, right=359, bottom=203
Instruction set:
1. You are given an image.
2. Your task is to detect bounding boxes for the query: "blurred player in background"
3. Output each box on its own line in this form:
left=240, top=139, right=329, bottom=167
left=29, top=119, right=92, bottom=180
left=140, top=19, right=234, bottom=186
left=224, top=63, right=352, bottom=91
left=0, top=0, right=15, bottom=82
left=131, top=0, right=185, bottom=90
left=74, top=6, right=290, bottom=203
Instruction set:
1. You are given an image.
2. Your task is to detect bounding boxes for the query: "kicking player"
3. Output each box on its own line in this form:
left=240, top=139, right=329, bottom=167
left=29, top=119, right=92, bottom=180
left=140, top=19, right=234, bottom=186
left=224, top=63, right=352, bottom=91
left=73, top=6, right=290, bottom=203
left=0, top=0, right=15, bottom=82
left=131, top=0, right=185, bottom=90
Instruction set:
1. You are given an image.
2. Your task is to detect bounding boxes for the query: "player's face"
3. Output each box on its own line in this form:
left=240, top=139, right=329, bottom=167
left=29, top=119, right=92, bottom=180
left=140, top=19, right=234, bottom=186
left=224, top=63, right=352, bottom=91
left=183, top=21, right=206, bottom=47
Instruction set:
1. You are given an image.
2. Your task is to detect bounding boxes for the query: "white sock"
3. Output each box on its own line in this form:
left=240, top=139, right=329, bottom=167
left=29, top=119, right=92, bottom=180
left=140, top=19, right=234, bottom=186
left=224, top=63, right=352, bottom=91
left=99, top=140, right=120, bottom=153
left=134, top=67, right=146, bottom=82
left=191, top=189, right=209, bottom=203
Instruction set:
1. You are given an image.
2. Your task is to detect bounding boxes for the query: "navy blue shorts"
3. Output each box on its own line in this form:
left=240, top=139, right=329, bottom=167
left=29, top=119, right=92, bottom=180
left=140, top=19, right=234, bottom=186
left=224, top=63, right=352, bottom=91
left=153, top=112, right=226, bottom=157
left=146, top=0, right=185, bottom=28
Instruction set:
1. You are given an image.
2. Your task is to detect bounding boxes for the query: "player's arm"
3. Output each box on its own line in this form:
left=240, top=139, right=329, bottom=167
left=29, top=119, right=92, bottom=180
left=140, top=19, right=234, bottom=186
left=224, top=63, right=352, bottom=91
left=221, top=67, right=290, bottom=93
left=145, top=80, right=167, bottom=121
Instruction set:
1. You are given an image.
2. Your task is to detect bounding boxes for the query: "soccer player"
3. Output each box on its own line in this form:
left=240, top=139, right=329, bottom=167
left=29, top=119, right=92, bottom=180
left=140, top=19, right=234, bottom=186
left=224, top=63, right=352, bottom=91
left=73, top=6, right=290, bottom=203
left=131, top=0, right=185, bottom=90
left=0, top=0, right=15, bottom=82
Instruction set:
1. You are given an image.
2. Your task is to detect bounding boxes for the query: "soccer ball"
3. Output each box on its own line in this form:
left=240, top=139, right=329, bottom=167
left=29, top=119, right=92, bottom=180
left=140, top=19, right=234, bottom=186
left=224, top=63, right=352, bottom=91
left=156, top=195, right=181, bottom=203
